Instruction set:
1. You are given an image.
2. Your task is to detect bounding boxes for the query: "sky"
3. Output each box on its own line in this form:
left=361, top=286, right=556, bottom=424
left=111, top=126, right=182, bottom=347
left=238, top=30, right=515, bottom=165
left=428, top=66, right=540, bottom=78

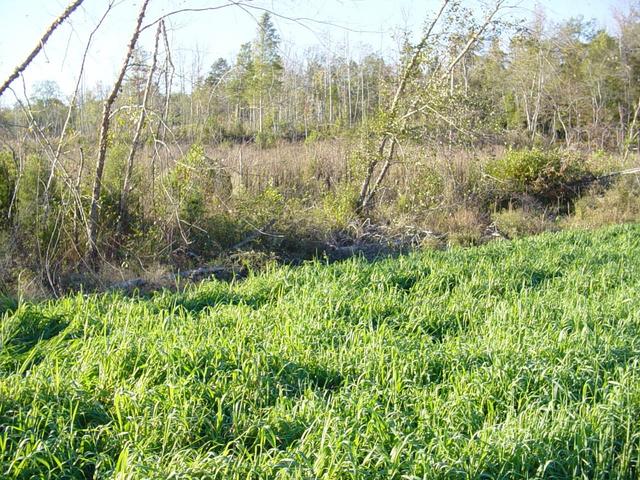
left=0, top=0, right=632, bottom=102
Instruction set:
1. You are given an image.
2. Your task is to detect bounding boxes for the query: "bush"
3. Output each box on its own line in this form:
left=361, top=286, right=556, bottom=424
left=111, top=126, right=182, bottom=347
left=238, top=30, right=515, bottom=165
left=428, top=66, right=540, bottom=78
left=321, top=183, right=359, bottom=229
left=255, top=131, right=276, bottom=149
left=485, top=148, right=587, bottom=200
left=398, top=167, right=444, bottom=213
left=304, top=129, right=323, bottom=145
left=236, top=186, right=285, bottom=229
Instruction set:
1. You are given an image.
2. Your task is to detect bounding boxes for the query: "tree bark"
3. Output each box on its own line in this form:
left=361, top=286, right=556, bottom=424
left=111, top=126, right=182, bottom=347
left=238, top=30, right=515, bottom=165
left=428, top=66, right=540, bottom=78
left=118, top=21, right=162, bottom=233
left=0, top=0, right=84, bottom=99
left=87, top=0, right=151, bottom=269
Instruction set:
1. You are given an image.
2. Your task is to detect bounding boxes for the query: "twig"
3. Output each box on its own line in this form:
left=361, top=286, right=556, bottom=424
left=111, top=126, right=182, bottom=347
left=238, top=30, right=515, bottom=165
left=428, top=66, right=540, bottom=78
left=0, top=0, right=85, bottom=98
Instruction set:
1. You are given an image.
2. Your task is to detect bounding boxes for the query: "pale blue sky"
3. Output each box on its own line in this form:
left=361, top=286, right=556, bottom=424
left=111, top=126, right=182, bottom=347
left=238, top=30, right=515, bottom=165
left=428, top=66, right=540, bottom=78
left=0, top=0, right=630, bottom=100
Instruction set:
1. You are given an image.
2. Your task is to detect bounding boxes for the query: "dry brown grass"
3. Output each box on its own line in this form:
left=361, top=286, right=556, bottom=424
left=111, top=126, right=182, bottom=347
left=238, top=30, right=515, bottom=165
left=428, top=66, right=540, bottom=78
left=492, top=206, right=555, bottom=239
left=565, top=176, right=640, bottom=230
left=1, top=134, right=639, bottom=294
left=204, top=140, right=349, bottom=198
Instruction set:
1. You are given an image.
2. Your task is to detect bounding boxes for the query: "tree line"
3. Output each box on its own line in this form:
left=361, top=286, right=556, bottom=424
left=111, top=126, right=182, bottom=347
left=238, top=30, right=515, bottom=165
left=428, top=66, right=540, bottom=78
left=7, top=6, right=639, bottom=151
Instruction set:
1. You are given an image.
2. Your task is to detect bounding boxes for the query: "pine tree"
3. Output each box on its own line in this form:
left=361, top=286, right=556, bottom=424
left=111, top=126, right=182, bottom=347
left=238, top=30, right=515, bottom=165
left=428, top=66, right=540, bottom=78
left=252, top=13, right=283, bottom=133
left=205, top=58, right=230, bottom=87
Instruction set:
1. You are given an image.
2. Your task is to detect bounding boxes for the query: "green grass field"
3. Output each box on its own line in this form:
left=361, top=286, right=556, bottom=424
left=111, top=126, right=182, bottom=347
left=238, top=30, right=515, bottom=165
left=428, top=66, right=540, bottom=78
left=2, top=224, right=640, bottom=479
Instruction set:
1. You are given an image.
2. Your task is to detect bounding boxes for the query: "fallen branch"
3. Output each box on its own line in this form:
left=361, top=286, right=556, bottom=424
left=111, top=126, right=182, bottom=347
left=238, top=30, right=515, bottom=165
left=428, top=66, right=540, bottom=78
left=232, top=220, right=279, bottom=250
left=109, top=265, right=239, bottom=292
left=598, top=166, right=640, bottom=179
left=566, top=166, right=640, bottom=190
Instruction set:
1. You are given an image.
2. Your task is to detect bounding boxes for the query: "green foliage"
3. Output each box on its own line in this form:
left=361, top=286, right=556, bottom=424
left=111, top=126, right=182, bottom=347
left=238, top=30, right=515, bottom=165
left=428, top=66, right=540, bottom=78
left=99, top=141, right=144, bottom=233
left=321, top=182, right=359, bottom=228
left=399, top=167, right=444, bottom=212
left=0, top=151, right=16, bottom=225
left=205, top=57, right=231, bottom=87
left=487, top=148, right=558, bottom=186
left=13, top=154, right=61, bottom=247
left=0, top=295, right=17, bottom=316
left=2, top=225, right=640, bottom=477
left=486, top=148, right=587, bottom=198
left=304, top=130, right=323, bottom=145
left=237, top=186, right=285, bottom=229
left=255, top=131, right=276, bottom=149
left=164, top=144, right=239, bottom=256
left=503, top=91, right=522, bottom=129
left=171, top=143, right=207, bottom=190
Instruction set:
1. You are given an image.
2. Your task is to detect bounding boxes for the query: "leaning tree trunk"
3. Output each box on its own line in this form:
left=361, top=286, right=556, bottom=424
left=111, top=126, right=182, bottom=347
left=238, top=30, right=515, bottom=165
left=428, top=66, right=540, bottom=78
left=625, top=95, right=640, bottom=160
left=356, top=0, right=505, bottom=213
left=87, top=0, right=151, bottom=269
left=356, top=0, right=451, bottom=213
left=0, top=0, right=84, bottom=99
left=118, top=20, right=163, bottom=233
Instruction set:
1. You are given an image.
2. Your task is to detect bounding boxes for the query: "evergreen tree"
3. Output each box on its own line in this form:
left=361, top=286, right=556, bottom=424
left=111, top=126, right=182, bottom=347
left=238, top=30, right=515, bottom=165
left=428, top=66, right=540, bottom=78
left=252, top=13, right=283, bottom=133
left=205, top=57, right=230, bottom=87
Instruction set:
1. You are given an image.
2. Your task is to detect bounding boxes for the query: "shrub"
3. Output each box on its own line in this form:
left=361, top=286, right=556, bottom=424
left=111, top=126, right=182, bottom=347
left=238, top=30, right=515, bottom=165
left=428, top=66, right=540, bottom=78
left=255, top=131, right=276, bottom=149
left=398, top=167, right=444, bottom=213
left=485, top=148, right=587, bottom=200
left=13, top=154, right=61, bottom=252
left=321, top=183, right=359, bottom=229
left=304, top=129, right=323, bottom=145
left=236, top=186, right=285, bottom=229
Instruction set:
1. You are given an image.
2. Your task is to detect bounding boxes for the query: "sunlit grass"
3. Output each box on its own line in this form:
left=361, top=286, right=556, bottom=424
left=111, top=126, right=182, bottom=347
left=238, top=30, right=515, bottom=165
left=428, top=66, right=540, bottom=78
left=2, top=224, right=640, bottom=478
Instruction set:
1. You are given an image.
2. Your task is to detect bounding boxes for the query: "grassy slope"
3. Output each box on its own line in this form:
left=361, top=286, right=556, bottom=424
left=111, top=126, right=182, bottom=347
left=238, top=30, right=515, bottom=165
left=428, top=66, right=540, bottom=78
left=2, top=225, right=640, bottom=479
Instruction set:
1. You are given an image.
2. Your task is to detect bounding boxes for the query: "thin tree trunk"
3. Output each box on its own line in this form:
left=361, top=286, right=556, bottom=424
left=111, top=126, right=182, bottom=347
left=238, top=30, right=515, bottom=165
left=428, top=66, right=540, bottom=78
left=357, top=0, right=451, bottom=212
left=357, top=0, right=504, bottom=213
left=73, top=147, right=85, bottom=249
left=157, top=19, right=174, bottom=143
left=625, top=95, right=640, bottom=160
left=87, top=0, right=151, bottom=269
left=118, top=21, right=162, bottom=233
left=44, top=1, right=114, bottom=219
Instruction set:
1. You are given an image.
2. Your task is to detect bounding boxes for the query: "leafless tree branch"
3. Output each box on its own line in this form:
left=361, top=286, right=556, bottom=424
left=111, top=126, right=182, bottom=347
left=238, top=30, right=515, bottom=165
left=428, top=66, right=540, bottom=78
left=0, top=0, right=85, bottom=99
left=87, top=0, right=152, bottom=269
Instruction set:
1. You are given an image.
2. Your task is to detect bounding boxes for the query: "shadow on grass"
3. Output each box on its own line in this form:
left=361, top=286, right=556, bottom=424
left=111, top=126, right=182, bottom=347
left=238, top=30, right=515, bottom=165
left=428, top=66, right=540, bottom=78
left=3, top=307, right=69, bottom=354
left=170, top=288, right=275, bottom=315
left=0, top=295, right=18, bottom=316
left=1, top=307, right=69, bottom=374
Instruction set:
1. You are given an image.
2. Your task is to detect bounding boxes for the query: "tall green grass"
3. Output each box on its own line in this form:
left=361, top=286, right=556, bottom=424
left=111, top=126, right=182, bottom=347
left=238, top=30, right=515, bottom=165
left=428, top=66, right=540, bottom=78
left=2, top=224, right=640, bottom=478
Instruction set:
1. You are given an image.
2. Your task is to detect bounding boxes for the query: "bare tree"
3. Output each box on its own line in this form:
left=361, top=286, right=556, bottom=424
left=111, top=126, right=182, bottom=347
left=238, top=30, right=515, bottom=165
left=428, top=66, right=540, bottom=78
left=356, top=0, right=451, bottom=213
left=357, top=0, right=507, bottom=212
left=44, top=1, right=115, bottom=219
left=118, top=21, right=163, bottom=233
left=87, top=0, right=151, bottom=268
